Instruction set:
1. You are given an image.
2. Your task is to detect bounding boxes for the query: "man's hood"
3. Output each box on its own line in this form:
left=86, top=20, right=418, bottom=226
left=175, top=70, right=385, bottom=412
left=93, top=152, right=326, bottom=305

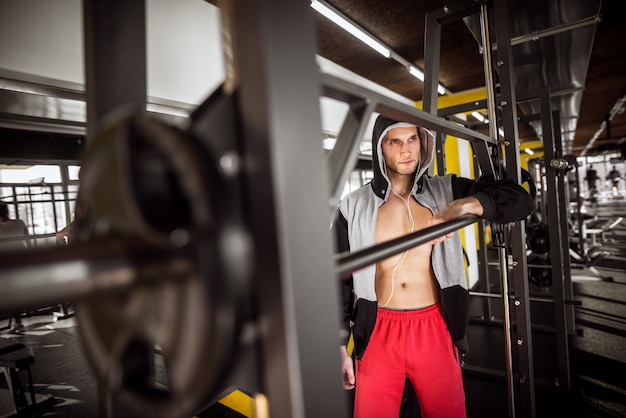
left=370, top=115, right=435, bottom=200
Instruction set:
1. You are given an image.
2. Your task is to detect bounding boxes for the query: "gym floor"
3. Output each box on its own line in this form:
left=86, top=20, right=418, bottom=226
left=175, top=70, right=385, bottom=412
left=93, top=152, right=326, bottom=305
left=1, top=266, right=624, bottom=418
left=0, top=309, right=98, bottom=418
left=464, top=266, right=626, bottom=418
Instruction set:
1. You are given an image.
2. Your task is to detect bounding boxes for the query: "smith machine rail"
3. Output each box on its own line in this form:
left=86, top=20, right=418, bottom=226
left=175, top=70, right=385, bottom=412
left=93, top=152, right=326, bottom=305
left=421, top=2, right=535, bottom=418
left=0, top=1, right=536, bottom=417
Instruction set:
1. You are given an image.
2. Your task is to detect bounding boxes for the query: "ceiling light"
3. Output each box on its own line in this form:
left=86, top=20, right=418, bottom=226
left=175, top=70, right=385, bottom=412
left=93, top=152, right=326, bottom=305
left=311, top=1, right=391, bottom=58
left=312, top=0, right=447, bottom=96
left=408, top=66, right=447, bottom=95
left=471, top=111, right=486, bottom=123
left=470, top=113, right=504, bottom=137
left=408, top=66, right=424, bottom=81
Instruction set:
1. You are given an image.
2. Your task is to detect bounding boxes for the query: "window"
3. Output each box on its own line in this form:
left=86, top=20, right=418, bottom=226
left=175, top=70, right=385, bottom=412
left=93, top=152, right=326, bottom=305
left=0, top=165, right=78, bottom=248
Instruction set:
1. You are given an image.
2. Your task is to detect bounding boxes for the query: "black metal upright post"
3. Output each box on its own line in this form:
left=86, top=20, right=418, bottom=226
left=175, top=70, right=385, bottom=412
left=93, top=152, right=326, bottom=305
left=423, top=2, right=535, bottom=417
left=423, top=7, right=445, bottom=176
left=492, top=0, right=535, bottom=416
left=227, top=1, right=348, bottom=417
left=477, top=5, right=519, bottom=416
left=552, top=111, right=577, bottom=340
left=83, top=0, right=147, bottom=140
left=82, top=1, right=148, bottom=416
left=537, top=95, right=571, bottom=390
left=518, top=89, right=574, bottom=392
left=423, top=3, right=495, bottom=178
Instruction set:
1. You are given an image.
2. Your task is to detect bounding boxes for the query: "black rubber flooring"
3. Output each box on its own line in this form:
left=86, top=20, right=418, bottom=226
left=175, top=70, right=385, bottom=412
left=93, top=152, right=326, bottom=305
left=463, top=267, right=626, bottom=418
left=0, top=313, right=98, bottom=418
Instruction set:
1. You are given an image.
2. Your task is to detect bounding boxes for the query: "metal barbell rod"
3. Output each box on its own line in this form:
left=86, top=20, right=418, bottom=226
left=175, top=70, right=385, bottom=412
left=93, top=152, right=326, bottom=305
left=336, top=214, right=478, bottom=277
left=2, top=215, right=477, bottom=312
left=0, top=238, right=195, bottom=314
left=470, top=291, right=582, bottom=306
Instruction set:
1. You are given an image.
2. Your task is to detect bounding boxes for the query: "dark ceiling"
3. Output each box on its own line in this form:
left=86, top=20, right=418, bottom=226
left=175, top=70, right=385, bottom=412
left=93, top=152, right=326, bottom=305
left=312, top=0, right=626, bottom=157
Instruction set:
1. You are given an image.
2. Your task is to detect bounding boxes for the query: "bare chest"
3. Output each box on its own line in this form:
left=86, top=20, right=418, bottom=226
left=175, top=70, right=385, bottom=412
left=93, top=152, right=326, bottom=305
left=374, top=198, right=439, bottom=308
left=376, top=199, right=433, bottom=243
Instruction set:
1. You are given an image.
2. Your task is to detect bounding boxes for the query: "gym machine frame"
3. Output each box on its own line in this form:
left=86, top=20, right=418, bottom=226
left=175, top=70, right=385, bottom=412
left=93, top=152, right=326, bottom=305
left=434, top=12, right=579, bottom=401
left=0, top=1, right=532, bottom=417
left=451, top=89, right=577, bottom=395
left=517, top=88, right=577, bottom=390
left=422, top=2, right=535, bottom=417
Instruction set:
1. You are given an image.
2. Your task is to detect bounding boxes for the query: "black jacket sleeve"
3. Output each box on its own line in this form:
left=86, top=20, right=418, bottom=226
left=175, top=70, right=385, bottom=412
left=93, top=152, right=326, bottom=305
left=451, top=174, right=535, bottom=223
left=333, top=211, right=354, bottom=346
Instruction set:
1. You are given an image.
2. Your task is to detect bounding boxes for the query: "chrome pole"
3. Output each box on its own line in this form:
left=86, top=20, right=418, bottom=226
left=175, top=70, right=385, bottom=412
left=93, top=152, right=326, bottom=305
left=336, top=215, right=478, bottom=277
left=0, top=240, right=194, bottom=314
left=480, top=3, right=516, bottom=417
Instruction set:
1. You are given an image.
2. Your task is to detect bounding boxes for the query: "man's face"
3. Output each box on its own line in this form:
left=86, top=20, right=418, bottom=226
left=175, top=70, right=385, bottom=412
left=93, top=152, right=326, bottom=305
left=381, top=126, right=421, bottom=176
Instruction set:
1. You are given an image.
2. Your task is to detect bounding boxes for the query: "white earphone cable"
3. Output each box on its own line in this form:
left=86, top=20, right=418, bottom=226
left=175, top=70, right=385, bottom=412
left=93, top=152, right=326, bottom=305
left=380, top=188, right=414, bottom=307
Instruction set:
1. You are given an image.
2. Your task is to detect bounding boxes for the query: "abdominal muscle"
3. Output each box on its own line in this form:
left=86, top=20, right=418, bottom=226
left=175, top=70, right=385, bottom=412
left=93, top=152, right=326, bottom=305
left=375, top=199, right=441, bottom=309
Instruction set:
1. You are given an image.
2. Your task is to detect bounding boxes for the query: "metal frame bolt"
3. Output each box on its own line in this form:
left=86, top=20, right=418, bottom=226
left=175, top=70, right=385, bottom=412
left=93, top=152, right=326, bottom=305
left=219, top=151, right=241, bottom=177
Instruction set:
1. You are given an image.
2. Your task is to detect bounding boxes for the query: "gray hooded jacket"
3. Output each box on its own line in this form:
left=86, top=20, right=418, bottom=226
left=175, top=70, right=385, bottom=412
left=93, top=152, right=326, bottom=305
left=335, top=115, right=534, bottom=358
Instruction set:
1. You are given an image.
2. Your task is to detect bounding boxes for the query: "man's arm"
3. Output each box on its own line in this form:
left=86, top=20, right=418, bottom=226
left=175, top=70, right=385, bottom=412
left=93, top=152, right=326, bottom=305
left=333, top=211, right=356, bottom=390
left=427, top=196, right=483, bottom=243
left=334, top=212, right=354, bottom=345
left=450, top=175, right=535, bottom=224
left=340, top=345, right=355, bottom=390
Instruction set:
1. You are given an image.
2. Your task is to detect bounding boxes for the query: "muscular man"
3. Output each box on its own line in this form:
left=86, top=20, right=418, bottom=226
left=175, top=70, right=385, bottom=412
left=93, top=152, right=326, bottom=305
left=334, top=115, right=534, bottom=418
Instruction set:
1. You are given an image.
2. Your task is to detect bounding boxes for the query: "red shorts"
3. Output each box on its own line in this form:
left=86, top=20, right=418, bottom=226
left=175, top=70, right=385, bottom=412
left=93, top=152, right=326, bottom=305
left=353, top=304, right=466, bottom=418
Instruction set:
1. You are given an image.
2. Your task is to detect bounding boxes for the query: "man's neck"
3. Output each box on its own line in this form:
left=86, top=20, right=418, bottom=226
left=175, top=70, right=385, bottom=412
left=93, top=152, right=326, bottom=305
left=388, top=173, right=415, bottom=197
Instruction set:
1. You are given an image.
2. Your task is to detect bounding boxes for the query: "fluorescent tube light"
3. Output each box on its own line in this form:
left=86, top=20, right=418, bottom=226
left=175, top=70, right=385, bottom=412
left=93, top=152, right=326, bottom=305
left=471, top=111, right=486, bottom=122
left=409, top=66, right=447, bottom=95
left=311, top=1, right=391, bottom=58
left=313, top=1, right=447, bottom=95
left=471, top=113, right=504, bottom=137
left=408, top=66, right=424, bottom=81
